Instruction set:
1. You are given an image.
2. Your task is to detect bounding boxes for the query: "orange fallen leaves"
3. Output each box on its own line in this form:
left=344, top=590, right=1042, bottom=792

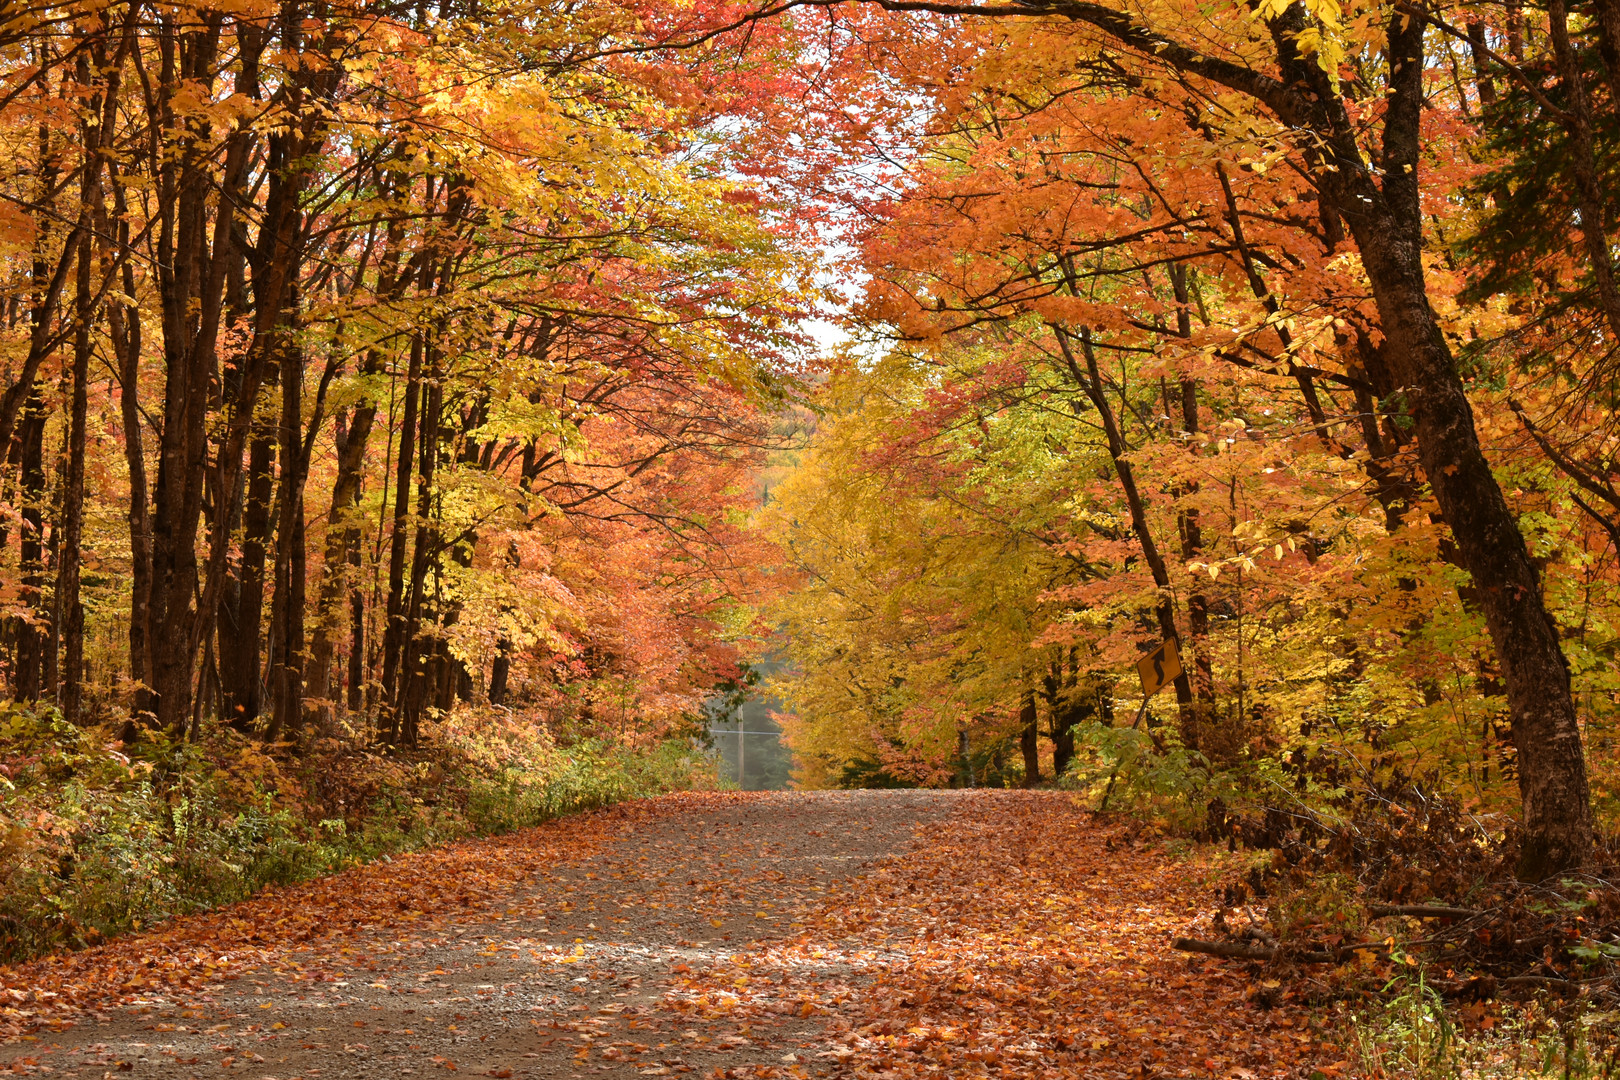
left=668, top=791, right=1337, bottom=1080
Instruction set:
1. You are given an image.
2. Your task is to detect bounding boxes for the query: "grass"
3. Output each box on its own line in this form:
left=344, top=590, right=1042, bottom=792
left=1352, top=970, right=1620, bottom=1079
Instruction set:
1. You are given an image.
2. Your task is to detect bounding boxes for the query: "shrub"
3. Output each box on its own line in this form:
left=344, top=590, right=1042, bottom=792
left=0, top=702, right=718, bottom=964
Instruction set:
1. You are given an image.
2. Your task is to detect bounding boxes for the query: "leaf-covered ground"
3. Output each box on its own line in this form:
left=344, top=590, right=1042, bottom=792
left=0, top=791, right=1342, bottom=1078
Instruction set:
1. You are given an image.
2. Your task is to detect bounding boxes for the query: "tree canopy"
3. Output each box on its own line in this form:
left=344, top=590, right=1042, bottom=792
left=1, top=0, right=1619, bottom=897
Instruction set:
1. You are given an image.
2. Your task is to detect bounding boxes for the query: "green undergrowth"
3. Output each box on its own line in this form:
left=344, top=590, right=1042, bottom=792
left=0, top=702, right=718, bottom=964
left=1351, top=971, right=1620, bottom=1079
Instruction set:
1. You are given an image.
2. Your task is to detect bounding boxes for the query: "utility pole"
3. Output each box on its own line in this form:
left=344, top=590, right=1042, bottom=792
left=705, top=727, right=778, bottom=791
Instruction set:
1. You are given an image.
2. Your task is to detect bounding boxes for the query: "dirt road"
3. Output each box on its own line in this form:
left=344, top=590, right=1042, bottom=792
left=0, top=790, right=1336, bottom=1079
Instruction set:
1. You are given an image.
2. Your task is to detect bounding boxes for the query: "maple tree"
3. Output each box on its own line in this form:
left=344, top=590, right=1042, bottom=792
left=0, top=0, right=831, bottom=964
left=708, top=0, right=1620, bottom=881
left=0, top=0, right=810, bottom=746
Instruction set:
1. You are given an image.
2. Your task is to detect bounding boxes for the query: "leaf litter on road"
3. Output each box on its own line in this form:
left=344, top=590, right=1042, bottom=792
left=657, top=791, right=1344, bottom=1080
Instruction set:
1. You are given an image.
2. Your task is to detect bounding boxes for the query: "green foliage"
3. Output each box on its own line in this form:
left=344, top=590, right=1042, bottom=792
left=1353, top=978, right=1620, bottom=1080
left=0, top=702, right=716, bottom=964
left=1061, top=721, right=1239, bottom=826
left=463, top=738, right=710, bottom=833
left=1353, top=971, right=1460, bottom=1080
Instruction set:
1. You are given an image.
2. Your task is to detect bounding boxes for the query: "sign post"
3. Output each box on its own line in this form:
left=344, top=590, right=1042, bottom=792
left=1099, top=638, right=1183, bottom=811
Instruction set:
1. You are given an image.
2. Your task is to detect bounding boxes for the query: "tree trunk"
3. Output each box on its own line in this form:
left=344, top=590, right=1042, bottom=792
left=145, top=15, right=244, bottom=735
left=1545, top=0, right=1620, bottom=342
left=348, top=547, right=366, bottom=714
left=105, top=163, right=152, bottom=733
left=265, top=332, right=306, bottom=742
left=1589, top=0, right=1620, bottom=115
left=379, top=335, right=423, bottom=742
left=14, top=383, right=49, bottom=701
left=220, top=416, right=275, bottom=730
left=1019, top=683, right=1040, bottom=787
left=1302, top=14, right=1596, bottom=877
left=1168, top=265, right=1219, bottom=749
left=489, top=644, right=511, bottom=705
left=57, top=31, right=120, bottom=724
left=57, top=193, right=92, bottom=724
left=304, top=398, right=378, bottom=726
left=398, top=369, right=443, bottom=744
left=1350, top=223, right=1593, bottom=877
left=1045, top=658, right=1076, bottom=779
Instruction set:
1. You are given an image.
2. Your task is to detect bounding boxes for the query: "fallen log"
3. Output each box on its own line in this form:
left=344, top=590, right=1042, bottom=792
left=1172, top=937, right=1391, bottom=965
left=1172, top=938, right=1277, bottom=961
left=1368, top=904, right=1481, bottom=920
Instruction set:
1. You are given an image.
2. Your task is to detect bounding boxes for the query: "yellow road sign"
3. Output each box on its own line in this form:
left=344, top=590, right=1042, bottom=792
left=1137, top=638, right=1183, bottom=698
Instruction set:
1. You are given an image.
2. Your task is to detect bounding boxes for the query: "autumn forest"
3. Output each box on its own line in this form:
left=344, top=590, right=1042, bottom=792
left=4, top=0, right=1620, bottom=1069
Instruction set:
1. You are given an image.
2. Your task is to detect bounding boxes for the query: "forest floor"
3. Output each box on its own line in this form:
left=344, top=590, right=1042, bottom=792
left=0, top=790, right=1344, bottom=1079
